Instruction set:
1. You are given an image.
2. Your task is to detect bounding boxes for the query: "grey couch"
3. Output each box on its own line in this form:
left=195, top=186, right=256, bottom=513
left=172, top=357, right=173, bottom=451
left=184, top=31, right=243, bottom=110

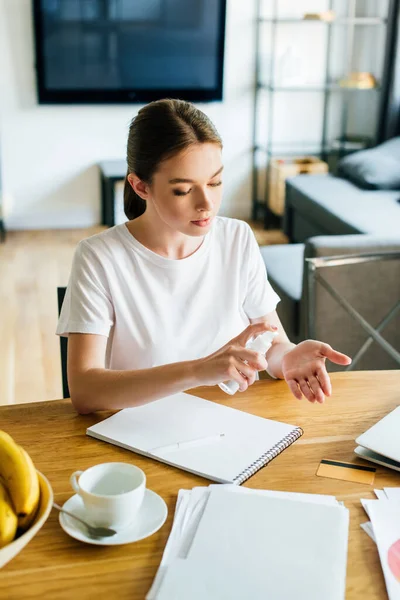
left=261, top=235, right=400, bottom=371
left=284, top=137, right=400, bottom=242
left=261, top=139, right=400, bottom=370
left=283, top=173, right=400, bottom=243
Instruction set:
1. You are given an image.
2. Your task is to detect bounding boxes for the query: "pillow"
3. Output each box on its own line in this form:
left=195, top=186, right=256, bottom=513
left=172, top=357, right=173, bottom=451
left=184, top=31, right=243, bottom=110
left=338, top=137, right=400, bottom=190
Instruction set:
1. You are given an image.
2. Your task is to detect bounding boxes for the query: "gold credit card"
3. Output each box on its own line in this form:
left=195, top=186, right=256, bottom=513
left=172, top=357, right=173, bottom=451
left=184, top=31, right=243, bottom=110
left=316, top=458, right=376, bottom=485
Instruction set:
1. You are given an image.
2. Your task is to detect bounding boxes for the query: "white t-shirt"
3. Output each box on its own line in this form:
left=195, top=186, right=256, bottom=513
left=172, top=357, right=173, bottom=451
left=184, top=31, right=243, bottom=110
left=56, top=217, right=280, bottom=370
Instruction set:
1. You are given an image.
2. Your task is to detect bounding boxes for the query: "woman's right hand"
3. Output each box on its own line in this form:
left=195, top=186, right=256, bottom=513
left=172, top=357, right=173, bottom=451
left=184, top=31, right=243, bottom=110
left=193, top=323, right=276, bottom=391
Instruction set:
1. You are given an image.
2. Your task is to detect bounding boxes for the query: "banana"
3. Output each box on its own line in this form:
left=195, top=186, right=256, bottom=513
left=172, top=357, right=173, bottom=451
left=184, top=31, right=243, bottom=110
left=0, top=480, right=18, bottom=547
left=16, top=447, right=40, bottom=530
left=0, top=431, right=40, bottom=530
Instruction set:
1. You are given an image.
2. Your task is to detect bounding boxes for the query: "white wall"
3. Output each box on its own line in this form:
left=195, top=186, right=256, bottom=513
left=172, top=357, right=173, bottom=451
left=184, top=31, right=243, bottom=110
left=0, top=0, right=257, bottom=230
left=0, top=0, right=387, bottom=230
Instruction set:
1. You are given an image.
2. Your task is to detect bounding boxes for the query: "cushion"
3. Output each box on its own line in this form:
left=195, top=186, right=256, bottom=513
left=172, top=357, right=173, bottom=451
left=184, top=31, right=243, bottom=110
left=260, top=244, right=304, bottom=342
left=338, top=137, right=400, bottom=190
left=260, top=244, right=304, bottom=301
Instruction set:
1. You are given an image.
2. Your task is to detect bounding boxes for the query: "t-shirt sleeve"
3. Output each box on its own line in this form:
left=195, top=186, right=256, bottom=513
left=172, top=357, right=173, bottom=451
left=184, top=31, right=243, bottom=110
left=242, top=225, right=280, bottom=319
left=56, top=240, right=114, bottom=338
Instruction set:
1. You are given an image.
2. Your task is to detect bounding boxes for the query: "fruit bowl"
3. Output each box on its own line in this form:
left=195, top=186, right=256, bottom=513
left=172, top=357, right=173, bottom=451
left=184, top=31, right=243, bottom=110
left=0, top=471, right=53, bottom=569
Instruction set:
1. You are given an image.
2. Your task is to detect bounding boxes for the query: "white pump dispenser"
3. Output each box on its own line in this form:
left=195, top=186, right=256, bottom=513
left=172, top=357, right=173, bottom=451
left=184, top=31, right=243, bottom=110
left=218, top=330, right=278, bottom=395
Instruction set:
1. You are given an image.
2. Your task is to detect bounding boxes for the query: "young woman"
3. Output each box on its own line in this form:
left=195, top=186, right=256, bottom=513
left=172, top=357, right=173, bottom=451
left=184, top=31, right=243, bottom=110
left=57, top=99, right=351, bottom=414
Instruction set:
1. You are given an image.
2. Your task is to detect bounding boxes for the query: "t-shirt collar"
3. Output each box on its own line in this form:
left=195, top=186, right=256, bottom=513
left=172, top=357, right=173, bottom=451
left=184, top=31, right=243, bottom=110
left=118, top=222, right=213, bottom=268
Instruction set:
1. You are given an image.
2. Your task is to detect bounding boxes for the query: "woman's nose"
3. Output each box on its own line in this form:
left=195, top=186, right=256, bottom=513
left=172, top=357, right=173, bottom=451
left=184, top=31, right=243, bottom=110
left=195, top=189, right=214, bottom=212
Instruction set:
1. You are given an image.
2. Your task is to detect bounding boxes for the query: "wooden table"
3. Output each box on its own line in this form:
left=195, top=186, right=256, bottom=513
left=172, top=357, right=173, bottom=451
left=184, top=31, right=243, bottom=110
left=1, top=371, right=399, bottom=599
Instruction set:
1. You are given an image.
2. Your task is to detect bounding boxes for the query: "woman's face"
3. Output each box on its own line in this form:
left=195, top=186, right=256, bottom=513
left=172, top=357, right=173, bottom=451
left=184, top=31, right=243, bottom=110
left=147, top=143, right=223, bottom=236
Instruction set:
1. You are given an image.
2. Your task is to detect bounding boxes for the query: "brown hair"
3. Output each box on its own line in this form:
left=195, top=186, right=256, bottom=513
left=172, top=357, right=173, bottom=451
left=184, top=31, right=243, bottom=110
left=124, top=99, right=222, bottom=220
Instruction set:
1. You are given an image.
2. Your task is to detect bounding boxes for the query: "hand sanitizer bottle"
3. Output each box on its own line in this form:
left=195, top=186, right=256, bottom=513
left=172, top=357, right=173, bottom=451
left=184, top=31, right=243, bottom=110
left=218, top=330, right=278, bottom=395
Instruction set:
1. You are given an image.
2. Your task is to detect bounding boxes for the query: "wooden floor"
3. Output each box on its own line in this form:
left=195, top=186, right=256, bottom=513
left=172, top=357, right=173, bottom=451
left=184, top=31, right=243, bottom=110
left=0, top=223, right=287, bottom=405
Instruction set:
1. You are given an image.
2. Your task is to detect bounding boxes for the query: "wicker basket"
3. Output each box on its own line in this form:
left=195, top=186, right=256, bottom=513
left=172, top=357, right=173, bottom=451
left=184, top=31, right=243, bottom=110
left=268, top=156, right=328, bottom=216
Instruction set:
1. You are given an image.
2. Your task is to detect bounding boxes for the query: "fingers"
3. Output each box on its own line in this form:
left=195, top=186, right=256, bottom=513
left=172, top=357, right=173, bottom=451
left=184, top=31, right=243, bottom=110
left=315, top=367, right=332, bottom=397
left=238, top=349, right=268, bottom=371
left=289, top=369, right=331, bottom=403
left=298, top=379, right=316, bottom=403
left=228, top=369, right=249, bottom=392
left=287, top=379, right=302, bottom=400
left=226, top=357, right=257, bottom=392
left=287, top=378, right=318, bottom=402
left=319, top=343, right=352, bottom=366
left=296, top=376, right=327, bottom=403
left=307, top=375, right=325, bottom=404
left=236, top=322, right=278, bottom=347
left=221, top=336, right=270, bottom=393
left=233, top=359, right=257, bottom=386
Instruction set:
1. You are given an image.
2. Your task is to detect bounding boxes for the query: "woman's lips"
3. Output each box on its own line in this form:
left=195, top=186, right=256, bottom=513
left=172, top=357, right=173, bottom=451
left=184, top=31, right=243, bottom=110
left=191, top=217, right=212, bottom=227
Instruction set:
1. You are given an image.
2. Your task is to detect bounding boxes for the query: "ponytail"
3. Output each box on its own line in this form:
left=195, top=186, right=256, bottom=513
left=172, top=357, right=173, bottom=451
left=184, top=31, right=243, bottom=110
left=124, top=99, right=222, bottom=222
left=123, top=172, right=146, bottom=220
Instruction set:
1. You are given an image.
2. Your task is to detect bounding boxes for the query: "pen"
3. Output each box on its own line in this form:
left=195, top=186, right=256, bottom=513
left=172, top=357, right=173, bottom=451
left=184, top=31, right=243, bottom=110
left=149, top=433, right=225, bottom=454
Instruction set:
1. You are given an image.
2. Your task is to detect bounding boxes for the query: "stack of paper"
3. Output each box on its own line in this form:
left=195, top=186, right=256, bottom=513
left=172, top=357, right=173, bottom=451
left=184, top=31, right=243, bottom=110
left=360, top=488, right=400, bottom=600
left=147, top=485, right=349, bottom=600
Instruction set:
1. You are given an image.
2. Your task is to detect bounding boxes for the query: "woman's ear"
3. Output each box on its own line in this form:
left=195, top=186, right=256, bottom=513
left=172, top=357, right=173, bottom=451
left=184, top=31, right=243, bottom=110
left=127, top=173, right=150, bottom=201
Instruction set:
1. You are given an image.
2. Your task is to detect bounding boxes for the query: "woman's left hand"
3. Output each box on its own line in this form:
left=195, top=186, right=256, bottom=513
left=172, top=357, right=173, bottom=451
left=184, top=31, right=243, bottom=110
left=281, top=340, right=352, bottom=403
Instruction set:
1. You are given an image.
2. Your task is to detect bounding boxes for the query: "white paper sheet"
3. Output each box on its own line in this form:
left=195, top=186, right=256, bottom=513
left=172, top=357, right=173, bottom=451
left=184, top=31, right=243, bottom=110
left=361, top=498, right=379, bottom=519
left=360, top=521, right=376, bottom=543
left=374, top=489, right=388, bottom=500
left=368, top=501, right=400, bottom=600
left=148, top=485, right=348, bottom=600
left=384, top=488, right=400, bottom=501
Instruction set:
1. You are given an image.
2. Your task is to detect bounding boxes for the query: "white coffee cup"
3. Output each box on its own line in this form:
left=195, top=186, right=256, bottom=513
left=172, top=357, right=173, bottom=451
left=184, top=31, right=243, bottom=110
left=70, top=462, right=146, bottom=530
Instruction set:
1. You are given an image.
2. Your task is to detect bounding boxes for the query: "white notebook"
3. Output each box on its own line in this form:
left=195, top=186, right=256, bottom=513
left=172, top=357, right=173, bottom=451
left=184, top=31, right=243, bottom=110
left=86, top=392, right=303, bottom=484
left=153, top=488, right=349, bottom=600
left=355, top=406, right=400, bottom=472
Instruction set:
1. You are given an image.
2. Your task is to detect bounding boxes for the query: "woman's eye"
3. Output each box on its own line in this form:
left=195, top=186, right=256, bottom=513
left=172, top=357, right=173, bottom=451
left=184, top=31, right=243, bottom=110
left=172, top=181, right=221, bottom=196
left=173, top=189, right=191, bottom=196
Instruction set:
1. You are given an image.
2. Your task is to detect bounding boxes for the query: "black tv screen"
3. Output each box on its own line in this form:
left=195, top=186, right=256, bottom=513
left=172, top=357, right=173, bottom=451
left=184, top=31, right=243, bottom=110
left=33, top=0, right=226, bottom=104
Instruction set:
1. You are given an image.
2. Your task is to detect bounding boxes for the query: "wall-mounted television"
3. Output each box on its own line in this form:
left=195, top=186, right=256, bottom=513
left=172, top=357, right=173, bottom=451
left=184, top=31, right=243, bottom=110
left=33, top=0, right=226, bottom=104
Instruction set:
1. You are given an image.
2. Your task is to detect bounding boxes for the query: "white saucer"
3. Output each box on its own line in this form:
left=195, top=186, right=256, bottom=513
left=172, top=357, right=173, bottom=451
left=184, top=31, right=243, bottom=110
left=59, top=488, right=168, bottom=546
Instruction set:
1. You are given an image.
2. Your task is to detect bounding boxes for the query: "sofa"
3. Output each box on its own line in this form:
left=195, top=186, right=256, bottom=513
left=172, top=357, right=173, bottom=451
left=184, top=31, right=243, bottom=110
left=283, top=137, right=400, bottom=243
left=283, top=174, right=400, bottom=243
left=260, top=235, right=400, bottom=370
left=260, top=138, right=400, bottom=370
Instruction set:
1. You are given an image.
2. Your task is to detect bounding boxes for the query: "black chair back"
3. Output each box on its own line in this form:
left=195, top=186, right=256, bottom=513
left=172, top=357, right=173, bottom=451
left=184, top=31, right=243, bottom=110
left=57, top=287, right=70, bottom=398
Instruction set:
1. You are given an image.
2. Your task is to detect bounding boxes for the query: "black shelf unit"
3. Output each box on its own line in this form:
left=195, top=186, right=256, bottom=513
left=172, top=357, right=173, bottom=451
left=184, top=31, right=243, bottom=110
left=252, top=0, right=396, bottom=227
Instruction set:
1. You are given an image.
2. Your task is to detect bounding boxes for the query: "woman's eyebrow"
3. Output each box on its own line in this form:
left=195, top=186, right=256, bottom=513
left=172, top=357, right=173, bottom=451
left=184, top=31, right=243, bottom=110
left=168, top=165, right=224, bottom=184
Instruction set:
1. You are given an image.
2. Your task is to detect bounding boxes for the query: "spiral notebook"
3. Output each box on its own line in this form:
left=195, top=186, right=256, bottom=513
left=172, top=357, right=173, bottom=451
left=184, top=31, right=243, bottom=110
left=86, top=392, right=303, bottom=484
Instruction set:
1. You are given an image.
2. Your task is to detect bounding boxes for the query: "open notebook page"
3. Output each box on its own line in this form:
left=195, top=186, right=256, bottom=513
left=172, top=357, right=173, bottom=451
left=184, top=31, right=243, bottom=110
left=87, top=392, right=301, bottom=483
